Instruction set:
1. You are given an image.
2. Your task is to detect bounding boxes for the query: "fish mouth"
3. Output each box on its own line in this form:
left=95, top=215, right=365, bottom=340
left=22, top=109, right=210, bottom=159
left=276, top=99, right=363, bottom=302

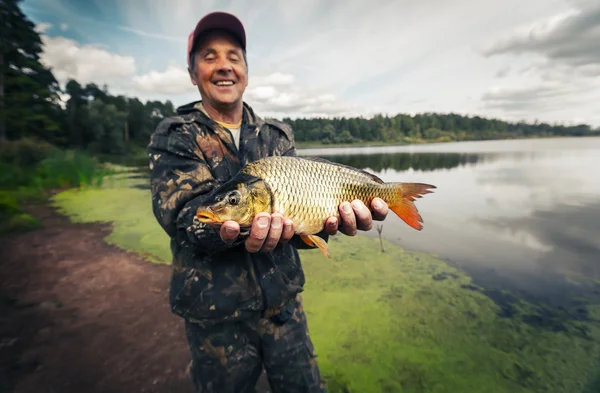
left=195, top=209, right=222, bottom=225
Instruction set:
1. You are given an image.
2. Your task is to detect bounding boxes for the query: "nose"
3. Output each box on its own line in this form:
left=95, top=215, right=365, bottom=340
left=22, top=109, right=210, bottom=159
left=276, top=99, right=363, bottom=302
left=215, top=57, right=233, bottom=73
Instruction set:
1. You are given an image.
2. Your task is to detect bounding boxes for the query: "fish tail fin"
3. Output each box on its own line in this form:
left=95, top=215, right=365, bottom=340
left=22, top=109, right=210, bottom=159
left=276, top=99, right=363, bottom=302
left=387, top=183, right=436, bottom=231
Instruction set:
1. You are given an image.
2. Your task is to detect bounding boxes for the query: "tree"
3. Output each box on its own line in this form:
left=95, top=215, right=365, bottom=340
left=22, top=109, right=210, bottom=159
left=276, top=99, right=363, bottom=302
left=65, top=80, right=87, bottom=147
left=86, top=100, right=127, bottom=154
left=0, top=0, right=63, bottom=142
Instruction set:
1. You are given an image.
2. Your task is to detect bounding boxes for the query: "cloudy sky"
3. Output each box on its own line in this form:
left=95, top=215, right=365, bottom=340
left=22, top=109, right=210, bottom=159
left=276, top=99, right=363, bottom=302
left=21, top=0, right=600, bottom=127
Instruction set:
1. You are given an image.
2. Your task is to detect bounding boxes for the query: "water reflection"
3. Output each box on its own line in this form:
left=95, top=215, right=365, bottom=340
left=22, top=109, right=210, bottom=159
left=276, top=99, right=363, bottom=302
left=303, top=137, right=600, bottom=309
left=320, top=152, right=482, bottom=172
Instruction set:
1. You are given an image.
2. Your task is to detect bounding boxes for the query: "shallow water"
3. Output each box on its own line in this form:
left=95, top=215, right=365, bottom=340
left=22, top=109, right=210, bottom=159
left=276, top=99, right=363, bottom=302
left=299, top=137, right=600, bottom=308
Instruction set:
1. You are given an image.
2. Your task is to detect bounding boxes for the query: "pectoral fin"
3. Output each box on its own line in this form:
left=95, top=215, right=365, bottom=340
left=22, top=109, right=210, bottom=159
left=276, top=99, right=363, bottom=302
left=300, top=234, right=331, bottom=259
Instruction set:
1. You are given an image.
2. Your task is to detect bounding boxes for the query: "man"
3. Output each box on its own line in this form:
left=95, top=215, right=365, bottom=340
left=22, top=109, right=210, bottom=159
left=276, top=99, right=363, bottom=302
left=147, top=11, right=389, bottom=393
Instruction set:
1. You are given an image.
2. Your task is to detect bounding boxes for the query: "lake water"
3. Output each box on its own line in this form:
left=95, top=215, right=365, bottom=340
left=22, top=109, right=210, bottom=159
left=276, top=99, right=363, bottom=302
left=298, top=137, right=600, bottom=309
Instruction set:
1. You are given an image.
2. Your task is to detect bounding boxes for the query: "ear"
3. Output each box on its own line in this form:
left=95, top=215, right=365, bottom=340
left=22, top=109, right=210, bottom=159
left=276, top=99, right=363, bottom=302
left=188, top=68, right=197, bottom=86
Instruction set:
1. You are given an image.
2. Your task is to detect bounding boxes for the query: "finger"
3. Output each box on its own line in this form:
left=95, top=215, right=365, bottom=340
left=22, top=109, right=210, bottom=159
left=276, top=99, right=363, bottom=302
left=246, top=213, right=271, bottom=253
left=352, top=200, right=373, bottom=231
left=371, top=198, right=389, bottom=221
left=280, top=218, right=295, bottom=243
left=261, top=214, right=283, bottom=252
left=220, top=221, right=240, bottom=243
left=339, top=201, right=357, bottom=236
left=324, top=217, right=338, bottom=235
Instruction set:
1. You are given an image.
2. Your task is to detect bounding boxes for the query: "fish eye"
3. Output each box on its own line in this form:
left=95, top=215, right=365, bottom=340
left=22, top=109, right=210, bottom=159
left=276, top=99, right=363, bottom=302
left=227, top=192, right=241, bottom=205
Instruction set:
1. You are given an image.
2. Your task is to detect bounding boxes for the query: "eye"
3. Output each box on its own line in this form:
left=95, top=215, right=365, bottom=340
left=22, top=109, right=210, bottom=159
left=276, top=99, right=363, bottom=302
left=227, top=192, right=241, bottom=205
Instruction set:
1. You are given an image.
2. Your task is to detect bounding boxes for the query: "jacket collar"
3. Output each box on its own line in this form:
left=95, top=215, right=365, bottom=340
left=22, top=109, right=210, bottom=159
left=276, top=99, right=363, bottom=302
left=177, top=100, right=263, bottom=157
left=176, top=100, right=260, bottom=127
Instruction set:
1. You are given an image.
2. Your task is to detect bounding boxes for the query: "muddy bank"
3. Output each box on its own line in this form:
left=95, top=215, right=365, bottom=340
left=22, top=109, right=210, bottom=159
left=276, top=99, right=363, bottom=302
left=0, top=203, right=270, bottom=393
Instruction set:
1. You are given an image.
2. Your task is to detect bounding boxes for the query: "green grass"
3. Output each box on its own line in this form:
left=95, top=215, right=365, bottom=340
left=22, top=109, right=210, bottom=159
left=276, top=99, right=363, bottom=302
left=0, top=138, right=127, bottom=234
left=0, top=191, right=42, bottom=234
left=50, top=172, right=600, bottom=393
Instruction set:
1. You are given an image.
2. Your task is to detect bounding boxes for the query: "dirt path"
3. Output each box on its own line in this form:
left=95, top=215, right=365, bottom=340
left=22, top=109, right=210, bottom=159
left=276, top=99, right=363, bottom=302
left=0, top=203, right=270, bottom=393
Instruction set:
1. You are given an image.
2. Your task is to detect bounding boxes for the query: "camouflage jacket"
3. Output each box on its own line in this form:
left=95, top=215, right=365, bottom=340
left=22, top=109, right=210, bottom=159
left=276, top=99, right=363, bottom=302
left=147, top=100, right=326, bottom=327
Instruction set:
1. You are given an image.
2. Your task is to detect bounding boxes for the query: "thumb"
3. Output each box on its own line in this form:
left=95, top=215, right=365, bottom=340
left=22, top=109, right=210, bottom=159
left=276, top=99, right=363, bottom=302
left=220, top=220, right=240, bottom=243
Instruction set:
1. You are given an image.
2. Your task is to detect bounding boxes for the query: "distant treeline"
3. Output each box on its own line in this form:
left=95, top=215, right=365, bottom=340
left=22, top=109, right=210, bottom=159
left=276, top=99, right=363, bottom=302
left=284, top=114, right=598, bottom=145
left=1, top=0, right=598, bottom=157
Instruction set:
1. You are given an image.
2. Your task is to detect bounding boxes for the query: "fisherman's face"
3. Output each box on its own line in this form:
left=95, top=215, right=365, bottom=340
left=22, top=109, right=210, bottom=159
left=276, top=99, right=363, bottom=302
left=189, top=31, right=248, bottom=110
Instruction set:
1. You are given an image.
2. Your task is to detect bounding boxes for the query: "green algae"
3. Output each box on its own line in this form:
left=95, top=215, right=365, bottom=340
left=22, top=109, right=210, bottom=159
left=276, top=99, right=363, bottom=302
left=50, top=173, right=600, bottom=393
left=300, top=236, right=600, bottom=392
left=51, top=174, right=172, bottom=264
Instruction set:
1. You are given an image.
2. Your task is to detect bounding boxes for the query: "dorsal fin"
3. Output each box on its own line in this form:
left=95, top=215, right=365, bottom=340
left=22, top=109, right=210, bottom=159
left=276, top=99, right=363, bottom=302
left=299, top=156, right=385, bottom=184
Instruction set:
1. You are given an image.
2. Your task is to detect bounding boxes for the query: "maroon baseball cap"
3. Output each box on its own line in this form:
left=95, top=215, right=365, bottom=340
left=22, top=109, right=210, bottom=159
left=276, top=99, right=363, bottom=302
left=187, top=12, right=246, bottom=68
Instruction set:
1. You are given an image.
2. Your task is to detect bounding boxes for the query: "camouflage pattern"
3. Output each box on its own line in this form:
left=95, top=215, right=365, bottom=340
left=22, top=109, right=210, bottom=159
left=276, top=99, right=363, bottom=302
left=147, top=100, right=328, bottom=391
left=185, top=294, right=325, bottom=393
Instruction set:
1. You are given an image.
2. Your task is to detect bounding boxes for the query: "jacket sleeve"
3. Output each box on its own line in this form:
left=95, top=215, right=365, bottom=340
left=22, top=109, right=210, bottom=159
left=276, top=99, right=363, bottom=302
left=147, top=119, right=244, bottom=253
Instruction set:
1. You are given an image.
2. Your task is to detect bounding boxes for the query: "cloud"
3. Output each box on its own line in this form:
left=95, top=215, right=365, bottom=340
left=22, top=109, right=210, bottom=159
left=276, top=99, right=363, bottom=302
left=26, top=0, right=600, bottom=126
left=479, top=76, right=600, bottom=126
left=60, top=23, right=68, bottom=31
left=251, top=72, right=295, bottom=86
left=496, top=66, right=511, bottom=78
left=481, top=82, right=585, bottom=113
left=132, top=66, right=193, bottom=95
left=245, top=73, right=363, bottom=118
left=478, top=1, right=600, bottom=124
left=129, top=65, right=359, bottom=117
left=35, top=22, right=52, bottom=34
left=39, top=35, right=136, bottom=87
left=482, top=2, right=600, bottom=70
left=116, top=25, right=181, bottom=42
left=247, top=85, right=278, bottom=101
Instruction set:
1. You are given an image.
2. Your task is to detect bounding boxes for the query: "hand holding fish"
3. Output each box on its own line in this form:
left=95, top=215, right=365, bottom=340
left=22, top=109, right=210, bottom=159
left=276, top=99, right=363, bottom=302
left=217, top=197, right=389, bottom=252
left=219, top=212, right=296, bottom=253
left=325, top=198, right=389, bottom=236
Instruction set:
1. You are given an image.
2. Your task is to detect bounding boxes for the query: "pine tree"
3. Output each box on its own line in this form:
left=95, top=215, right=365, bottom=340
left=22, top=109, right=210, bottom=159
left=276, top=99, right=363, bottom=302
left=0, top=0, right=63, bottom=142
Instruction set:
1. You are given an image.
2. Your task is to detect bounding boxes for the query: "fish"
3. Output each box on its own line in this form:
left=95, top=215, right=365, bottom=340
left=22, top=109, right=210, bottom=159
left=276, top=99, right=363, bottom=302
left=195, top=156, right=436, bottom=258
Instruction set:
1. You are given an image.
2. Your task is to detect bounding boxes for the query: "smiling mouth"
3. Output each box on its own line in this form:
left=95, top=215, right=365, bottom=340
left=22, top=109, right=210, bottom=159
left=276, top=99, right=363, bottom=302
left=213, top=80, right=235, bottom=86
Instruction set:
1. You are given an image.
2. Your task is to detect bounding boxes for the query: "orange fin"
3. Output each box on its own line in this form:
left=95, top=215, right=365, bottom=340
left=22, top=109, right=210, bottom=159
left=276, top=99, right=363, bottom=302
left=300, top=234, right=331, bottom=259
left=389, top=183, right=436, bottom=231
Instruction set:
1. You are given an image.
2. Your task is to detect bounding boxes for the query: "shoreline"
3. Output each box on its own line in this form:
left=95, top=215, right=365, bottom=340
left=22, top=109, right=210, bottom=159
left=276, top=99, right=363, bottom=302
left=294, top=134, right=600, bottom=150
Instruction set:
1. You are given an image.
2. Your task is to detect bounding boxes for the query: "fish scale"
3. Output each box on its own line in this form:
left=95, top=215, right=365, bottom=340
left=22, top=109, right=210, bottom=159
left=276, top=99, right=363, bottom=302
left=242, top=156, right=412, bottom=234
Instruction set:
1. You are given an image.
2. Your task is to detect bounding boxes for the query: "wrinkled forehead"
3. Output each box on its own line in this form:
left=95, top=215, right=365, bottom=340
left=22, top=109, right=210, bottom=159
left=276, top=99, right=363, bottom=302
left=193, top=29, right=244, bottom=54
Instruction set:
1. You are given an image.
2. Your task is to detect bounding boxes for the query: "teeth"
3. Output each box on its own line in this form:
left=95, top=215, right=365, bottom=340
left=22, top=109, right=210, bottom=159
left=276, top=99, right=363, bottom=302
left=215, top=81, right=234, bottom=86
